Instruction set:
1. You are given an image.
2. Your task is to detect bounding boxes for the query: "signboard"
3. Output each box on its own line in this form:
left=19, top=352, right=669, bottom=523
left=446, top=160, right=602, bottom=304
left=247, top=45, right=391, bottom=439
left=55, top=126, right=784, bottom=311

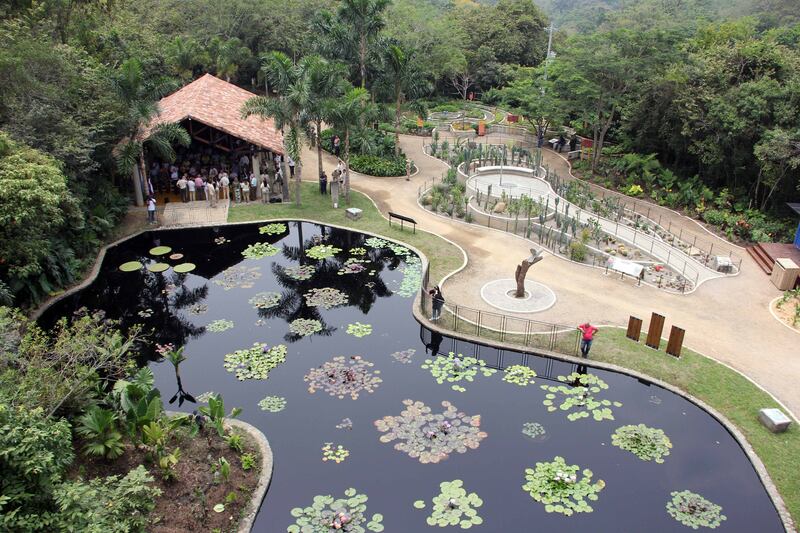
left=607, top=257, right=644, bottom=279
left=477, top=121, right=486, bottom=136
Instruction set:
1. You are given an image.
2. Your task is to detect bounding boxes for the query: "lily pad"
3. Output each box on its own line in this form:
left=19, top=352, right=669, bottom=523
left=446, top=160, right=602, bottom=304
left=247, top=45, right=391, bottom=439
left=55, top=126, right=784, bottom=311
left=286, top=489, right=383, bottom=532
left=666, top=490, right=726, bottom=529
left=146, top=262, right=169, bottom=272
left=522, top=456, right=605, bottom=516
left=119, top=261, right=143, bottom=272
left=305, top=356, right=382, bottom=400
left=258, top=395, right=287, bottom=412
left=173, top=263, right=196, bottom=273
left=321, top=442, right=350, bottom=463
left=346, top=322, right=372, bottom=338
left=169, top=253, right=184, bottom=260
left=258, top=223, right=287, bottom=235
left=206, top=319, right=234, bottom=333
left=415, top=480, right=484, bottom=529
left=149, top=246, right=172, bottom=256
left=242, top=242, right=279, bottom=259
left=540, top=373, right=623, bottom=422
left=223, top=343, right=287, bottom=381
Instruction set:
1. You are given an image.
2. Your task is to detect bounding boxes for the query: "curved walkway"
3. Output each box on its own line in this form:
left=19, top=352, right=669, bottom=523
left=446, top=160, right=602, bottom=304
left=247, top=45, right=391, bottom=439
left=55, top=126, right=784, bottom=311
left=300, top=135, right=800, bottom=416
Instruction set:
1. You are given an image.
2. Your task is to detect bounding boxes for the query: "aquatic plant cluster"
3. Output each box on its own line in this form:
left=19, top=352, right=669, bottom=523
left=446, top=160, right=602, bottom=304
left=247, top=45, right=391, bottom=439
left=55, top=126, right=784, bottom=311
left=611, top=424, right=672, bottom=463
left=259, top=223, right=287, bottom=235
left=338, top=257, right=368, bottom=275
left=282, top=264, right=316, bottom=281
left=521, top=422, right=547, bottom=441
left=304, top=356, right=382, bottom=400
left=249, top=292, right=281, bottom=310
left=321, top=442, right=350, bottom=463
left=666, top=490, right=727, bottom=529
left=306, top=244, right=342, bottom=260
left=390, top=349, right=416, bottom=364
left=289, top=318, right=323, bottom=337
left=287, top=488, right=384, bottom=533
left=258, top=395, right=287, bottom=412
left=213, top=265, right=262, bottom=290
left=374, top=400, right=487, bottom=464
left=363, top=237, right=421, bottom=297
left=522, top=456, right=605, bottom=516
left=346, top=322, right=372, bottom=338
left=541, top=373, right=623, bottom=421
left=421, top=353, right=497, bottom=392
left=206, top=319, right=234, bottom=332
left=242, top=242, right=280, bottom=259
left=414, top=480, right=484, bottom=529
left=503, top=365, right=537, bottom=386
left=223, top=343, right=288, bottom=381
left=305, top=287, right=348, bottom=309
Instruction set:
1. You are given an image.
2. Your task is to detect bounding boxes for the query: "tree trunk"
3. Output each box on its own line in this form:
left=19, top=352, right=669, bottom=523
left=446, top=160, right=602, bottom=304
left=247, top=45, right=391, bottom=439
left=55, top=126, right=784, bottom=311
left=514, top=261, right=532, bottom=298
left=316, top=119, right=324, bottom=178
left=394, top=92, right=402, bottom=157
left=295, top=160, right=302, bottom=207
left=360, top=36, right=367, bottom=89
left=344, top=130, right=351, bottom=205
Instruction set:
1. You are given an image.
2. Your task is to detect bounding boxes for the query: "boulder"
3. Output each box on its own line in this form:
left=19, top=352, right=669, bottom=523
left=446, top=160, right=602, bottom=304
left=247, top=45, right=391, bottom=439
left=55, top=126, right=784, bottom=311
left=493, top=202, right=506, bottom=213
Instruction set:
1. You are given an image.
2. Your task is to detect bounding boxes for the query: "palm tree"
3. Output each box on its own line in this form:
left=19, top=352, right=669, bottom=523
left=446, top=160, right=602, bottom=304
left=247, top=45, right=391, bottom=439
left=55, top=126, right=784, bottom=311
left=209, top=37, right=252, bottom=83
left=301, top=57, right=347, bottom=179
left=113, top=59, right=190, bottom=206
left=241, top=52, right=313, bottom=207
left=323, top=87, right=375, bottom=204
left=166, top=36, right=203, bottom=82
left=337, top=0, right=390, bottom=89
left=380, top=44, right=431, bottom=156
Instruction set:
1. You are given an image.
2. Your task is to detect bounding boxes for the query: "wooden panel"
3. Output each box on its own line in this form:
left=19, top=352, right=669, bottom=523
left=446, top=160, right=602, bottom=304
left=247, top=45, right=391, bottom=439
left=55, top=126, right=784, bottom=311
left=645, top=313, right=665, bottom=349
left=666, top=326, right=685, bottom=358
left=626, top=316, right=642, bottom=342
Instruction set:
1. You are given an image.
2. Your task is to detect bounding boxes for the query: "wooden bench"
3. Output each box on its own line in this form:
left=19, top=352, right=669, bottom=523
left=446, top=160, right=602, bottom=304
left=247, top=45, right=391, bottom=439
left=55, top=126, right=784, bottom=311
left=388, top=211, right=417, bottom=233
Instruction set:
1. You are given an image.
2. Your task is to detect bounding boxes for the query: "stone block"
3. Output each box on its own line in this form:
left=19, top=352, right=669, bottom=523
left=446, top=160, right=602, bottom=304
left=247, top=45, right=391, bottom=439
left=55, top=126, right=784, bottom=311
left=345, top=207, right=363, bottom=221
left=758, top=408, right=791, bottom=433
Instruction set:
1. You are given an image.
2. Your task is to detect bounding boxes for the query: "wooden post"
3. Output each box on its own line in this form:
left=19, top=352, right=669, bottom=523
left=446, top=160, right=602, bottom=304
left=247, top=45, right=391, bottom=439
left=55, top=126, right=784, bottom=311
left=666, top=326, right=685, bottom=358
left=645, top=313, right=665, bottom=350
left=626, top=316, right=642, bottom=342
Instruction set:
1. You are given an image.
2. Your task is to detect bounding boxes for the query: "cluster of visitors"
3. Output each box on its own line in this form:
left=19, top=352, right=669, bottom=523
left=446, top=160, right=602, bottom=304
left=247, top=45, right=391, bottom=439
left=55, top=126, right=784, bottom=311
left=554, top=134, right=580, bottom=153
left=319, top=159, right=347, bottom=208
left=148, top=147, right=292, bottom=206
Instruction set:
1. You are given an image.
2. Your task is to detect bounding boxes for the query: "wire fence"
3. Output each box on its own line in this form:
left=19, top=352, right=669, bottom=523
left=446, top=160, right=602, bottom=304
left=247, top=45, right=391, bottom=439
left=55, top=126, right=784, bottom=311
left=419, top=273, right=581, bottom=357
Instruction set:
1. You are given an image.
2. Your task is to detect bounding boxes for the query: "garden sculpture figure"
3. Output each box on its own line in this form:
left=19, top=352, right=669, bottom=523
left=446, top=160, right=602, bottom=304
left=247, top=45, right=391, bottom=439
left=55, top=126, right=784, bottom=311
left=514, top=248, right=544, bottom=298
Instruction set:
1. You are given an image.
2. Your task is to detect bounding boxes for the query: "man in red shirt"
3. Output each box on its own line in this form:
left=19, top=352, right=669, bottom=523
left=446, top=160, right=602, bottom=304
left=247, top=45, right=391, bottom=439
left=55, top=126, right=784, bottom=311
left=578, top=323, right=599, bottom=358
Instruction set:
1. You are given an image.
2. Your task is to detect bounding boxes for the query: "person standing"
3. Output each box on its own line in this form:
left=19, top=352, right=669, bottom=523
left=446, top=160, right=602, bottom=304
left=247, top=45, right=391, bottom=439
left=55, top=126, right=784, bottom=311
left=557, top=133, right=566, bottom=153
left=194, top=175, right=204, bottom=201
left=147, top=195, right=157, bottom=224
left=187, top=175, right=196, bottom=202
left=219, top=171, right=229, bottom=201
left=238, top=153, right=250, bottom=177
left=332, top=135, right=340, bottom=157
left=250, top=172, right=258, bottom=201
left=330, top=169, right=340, bottom=208
left=429, top=286, right=445, bottom=320
left=241, top=178, right=250, bottom=203
left=287, top=155, right=295, bottom=178
left=569, top=134, right=579, bottom=152
left=319, top=171, right=328, bottom=195
left=577, top=323, right=599, bottom=358
left=177, top=174, right=188, bottom=202
left=206, top=180, right=216, bottom=207
left=233, top=178, right=241, bottom=203
left=261, top=178, right=269, bottom=203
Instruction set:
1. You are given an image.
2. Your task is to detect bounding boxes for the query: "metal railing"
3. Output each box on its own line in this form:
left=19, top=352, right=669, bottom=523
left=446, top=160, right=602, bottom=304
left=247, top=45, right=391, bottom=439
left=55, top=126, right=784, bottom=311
left=419, top=280, right=581, bottom=357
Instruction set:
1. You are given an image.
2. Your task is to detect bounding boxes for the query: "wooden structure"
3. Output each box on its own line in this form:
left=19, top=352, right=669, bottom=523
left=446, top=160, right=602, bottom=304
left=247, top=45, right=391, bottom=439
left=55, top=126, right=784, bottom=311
left=666, top=325, right=685, bottom=358
left=645, top=312, right=665, bottom=349
left=131, top=74, right=284, bottom=205
left=626, top=316, right=642, bottom=342
left=388, top=211, right=417, bottom=233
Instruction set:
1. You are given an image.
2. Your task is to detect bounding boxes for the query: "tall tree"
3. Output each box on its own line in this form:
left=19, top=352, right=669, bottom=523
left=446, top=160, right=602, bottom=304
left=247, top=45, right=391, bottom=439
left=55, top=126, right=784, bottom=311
left=166, top=36, right=203, bottom=82
left=337, top=0, right=391, bottom=89
left=208, top=37, right=252, bottom=83
left=379, top=45, right=430, bottom=155
left=113, top=59, right=190, bottom=206
left=302, top=57, right=347, bottom=179
left=242, top=51, right=314, bottom=207
left=497, top=69, right=566, bottom=142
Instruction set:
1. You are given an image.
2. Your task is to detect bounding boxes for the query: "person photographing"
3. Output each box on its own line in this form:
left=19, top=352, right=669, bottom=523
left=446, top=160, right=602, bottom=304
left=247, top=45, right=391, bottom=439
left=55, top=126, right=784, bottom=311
left=577, top=323, right=598, bottom=358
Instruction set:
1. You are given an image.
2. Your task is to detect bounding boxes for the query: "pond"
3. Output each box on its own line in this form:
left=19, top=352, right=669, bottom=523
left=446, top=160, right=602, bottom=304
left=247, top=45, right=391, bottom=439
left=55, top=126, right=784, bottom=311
left=40, top=221, right=784, bottom=532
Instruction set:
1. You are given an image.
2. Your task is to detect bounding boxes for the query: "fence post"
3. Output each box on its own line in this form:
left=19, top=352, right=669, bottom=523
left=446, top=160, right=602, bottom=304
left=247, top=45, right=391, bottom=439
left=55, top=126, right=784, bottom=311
left=500, top=315, right=506, bottom=342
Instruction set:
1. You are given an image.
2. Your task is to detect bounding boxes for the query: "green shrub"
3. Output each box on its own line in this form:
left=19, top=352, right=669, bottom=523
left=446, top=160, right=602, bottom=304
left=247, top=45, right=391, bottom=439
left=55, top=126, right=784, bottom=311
left=430, top=103, right=460, bottom=113
left=77, top=407, right=125, bottom=460
left=350, top=155, right=410, bottom=177
left=569, top=241, right=588, bottom=262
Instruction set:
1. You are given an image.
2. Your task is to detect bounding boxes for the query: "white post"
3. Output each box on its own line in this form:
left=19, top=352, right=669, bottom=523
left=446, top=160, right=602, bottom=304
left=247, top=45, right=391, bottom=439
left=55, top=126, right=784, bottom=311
left=252, top=153, right=261, bottom=199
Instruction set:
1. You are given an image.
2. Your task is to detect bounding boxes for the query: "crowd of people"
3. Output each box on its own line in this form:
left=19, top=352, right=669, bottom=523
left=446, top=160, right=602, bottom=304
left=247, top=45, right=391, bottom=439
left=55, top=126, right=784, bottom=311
left=146, top=147, right=294, bottom=209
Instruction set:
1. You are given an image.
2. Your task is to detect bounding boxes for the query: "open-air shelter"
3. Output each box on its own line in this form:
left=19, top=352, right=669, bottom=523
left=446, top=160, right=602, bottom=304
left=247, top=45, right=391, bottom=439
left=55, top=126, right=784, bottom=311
left=131, top=73, right=283, bottom=205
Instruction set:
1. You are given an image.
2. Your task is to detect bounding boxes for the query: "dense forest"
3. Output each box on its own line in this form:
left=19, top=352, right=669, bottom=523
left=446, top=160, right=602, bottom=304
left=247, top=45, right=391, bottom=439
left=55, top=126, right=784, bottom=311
left=1, top=0, right=799, bottom=307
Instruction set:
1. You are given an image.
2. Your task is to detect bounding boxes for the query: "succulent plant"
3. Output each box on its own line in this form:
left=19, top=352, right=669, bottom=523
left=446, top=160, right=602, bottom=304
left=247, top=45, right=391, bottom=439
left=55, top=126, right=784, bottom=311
left=611, top=424, right=672, bottom=463
left=258, top=395, right=287, bottom=412
left=258, top=223, right=287, bottom=235
left=541, top=373, right=623, bottom=422
left=522, top=456, right=605, bottom=516
left=223, top=343, right=287, bottom=381
left=286, top=488, right=384, bottom=533
left=206, top=319, right=234, bottom=333
left=305, top=287, right=348, bottom=309
left=307, top=244, right=342, bottom=260
left=666, top=490, right=726, bottom=529
left=289, top=318, right=323, bottom=337
left=305, top=356, right=382, bottom=400
left=242, top=242, right=280, bottom=259
left=414, top=480, right=484, bottom=529
left=374, top=400, right=487, bottom=464
left=347, top=322, right=372, bottom=338
left=421, top=352, right=497, bottom=392
left=503, top=365, right=537, bottom=386
left=213, top=265, right=262, bottom=290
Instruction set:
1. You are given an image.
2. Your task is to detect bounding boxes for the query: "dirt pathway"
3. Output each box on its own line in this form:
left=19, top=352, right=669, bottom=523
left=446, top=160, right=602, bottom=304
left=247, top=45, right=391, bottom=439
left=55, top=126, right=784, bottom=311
left=300, top=135, right=800, bottom=415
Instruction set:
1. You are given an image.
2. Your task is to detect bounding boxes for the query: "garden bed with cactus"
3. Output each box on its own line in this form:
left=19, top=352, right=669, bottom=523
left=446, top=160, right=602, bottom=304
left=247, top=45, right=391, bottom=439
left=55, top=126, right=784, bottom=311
left=772, top=288, right=800, bottom=332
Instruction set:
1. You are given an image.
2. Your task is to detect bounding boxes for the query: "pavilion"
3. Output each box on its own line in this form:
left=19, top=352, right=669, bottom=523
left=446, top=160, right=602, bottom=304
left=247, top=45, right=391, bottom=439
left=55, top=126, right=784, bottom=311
left=131, top=74, right=283, bottom=205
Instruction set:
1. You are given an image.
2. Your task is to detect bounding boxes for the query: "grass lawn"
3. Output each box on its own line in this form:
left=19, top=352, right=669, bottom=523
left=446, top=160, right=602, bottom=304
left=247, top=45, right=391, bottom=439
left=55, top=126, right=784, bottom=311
left=229, top=183, right=796, bottom=527
left=593, top=328, right=798, bottom=526
left=227, top=182, right=464, bottom=285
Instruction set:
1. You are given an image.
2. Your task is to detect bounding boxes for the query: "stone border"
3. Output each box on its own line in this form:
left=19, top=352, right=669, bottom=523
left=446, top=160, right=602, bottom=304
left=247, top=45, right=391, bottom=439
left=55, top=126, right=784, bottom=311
left=768, top=295, right=800, bottom=336
left=412, top=305, right=796, bottom=532
left=31, top=199, right=795, bottom=531
left=164, top=412, right=273, bottom=533
left=479, top=278, right=557, bottom=314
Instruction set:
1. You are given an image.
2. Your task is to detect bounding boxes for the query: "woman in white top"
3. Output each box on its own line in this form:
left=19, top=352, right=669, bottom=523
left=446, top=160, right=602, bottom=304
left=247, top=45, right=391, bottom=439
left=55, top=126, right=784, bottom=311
left=205, top=180, right=216, bottom=207
left=219, top=172, right=229, bottom=200
left=187, top=177, right=196, bottom=201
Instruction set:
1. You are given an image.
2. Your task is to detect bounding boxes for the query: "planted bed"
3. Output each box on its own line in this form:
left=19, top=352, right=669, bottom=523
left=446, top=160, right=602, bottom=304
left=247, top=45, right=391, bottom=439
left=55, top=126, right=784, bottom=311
left=40, top=221, right=784, bottom=532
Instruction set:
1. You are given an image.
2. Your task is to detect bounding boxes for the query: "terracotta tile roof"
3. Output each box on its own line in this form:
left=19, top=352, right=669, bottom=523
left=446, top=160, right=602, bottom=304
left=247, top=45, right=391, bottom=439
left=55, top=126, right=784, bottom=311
left=140, top=74, right=283, bottom=154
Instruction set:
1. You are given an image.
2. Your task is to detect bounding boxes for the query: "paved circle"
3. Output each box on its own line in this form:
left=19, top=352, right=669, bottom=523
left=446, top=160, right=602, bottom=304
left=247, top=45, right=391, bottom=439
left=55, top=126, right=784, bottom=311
left=480, top=278, right=556, bottom=313
left=467, top=169, right=552, bottom=200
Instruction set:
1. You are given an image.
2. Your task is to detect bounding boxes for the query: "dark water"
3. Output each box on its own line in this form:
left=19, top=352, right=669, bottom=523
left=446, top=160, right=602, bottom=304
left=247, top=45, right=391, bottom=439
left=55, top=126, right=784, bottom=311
left=39, top=222, right=784, bottom=533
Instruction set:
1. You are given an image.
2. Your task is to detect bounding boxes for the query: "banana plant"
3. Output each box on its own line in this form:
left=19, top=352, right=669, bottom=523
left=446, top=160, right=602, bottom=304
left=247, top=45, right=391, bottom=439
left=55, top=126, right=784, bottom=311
left=199, top=394, right=242, bottom=438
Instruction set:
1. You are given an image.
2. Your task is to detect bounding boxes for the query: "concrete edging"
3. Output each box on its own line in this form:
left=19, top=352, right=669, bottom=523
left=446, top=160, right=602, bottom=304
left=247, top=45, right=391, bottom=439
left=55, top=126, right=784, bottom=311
left=768, top=295, right=800, bottom=336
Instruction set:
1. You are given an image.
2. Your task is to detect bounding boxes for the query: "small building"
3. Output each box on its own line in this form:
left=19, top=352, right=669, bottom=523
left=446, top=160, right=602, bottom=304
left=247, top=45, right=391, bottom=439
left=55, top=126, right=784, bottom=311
left=131, top=74, right=283, bottom=205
